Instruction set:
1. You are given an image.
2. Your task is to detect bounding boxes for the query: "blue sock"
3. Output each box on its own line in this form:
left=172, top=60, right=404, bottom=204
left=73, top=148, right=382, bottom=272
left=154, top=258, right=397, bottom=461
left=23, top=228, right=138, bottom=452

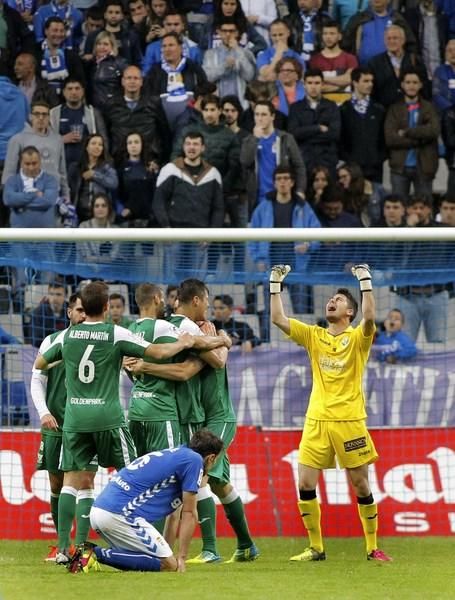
left=94, top=546, right=161, bottom=571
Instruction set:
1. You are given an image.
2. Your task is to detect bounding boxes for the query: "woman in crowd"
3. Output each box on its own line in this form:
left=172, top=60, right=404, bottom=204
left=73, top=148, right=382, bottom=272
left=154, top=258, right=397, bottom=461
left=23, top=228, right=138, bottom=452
left=307, top=165, right=333, bottom=207
left=337, top=162, right=386, bottom=227
left=117, top=132, right=158, bottom=228
left=72, top=134, right=118, bottom=222
left=86, top=31, right=128, bottom=109
left=272, top=57, right=305, bottom=116
left=201, top=0, right=267, bottom=56
left=78, top=193, right=120, bottom=262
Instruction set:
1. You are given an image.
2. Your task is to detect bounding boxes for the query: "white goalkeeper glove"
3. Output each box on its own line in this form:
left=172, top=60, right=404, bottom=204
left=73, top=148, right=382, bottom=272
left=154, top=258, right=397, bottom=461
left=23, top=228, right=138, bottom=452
left=351, top=264, right=372, bottom=292
left=270, top=264, right=291, bottom=294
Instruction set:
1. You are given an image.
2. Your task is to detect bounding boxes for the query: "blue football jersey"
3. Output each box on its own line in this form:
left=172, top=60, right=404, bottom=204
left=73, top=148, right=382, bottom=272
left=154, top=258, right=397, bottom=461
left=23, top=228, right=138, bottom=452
left=94, top=446, right=203, bottom=522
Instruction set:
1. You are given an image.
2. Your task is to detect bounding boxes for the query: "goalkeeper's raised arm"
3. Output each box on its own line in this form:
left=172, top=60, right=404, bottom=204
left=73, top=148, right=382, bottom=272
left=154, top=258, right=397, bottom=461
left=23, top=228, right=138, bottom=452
left=351, top=264, right=376, bottom=336
left=270, top=264, right=292, bottom=335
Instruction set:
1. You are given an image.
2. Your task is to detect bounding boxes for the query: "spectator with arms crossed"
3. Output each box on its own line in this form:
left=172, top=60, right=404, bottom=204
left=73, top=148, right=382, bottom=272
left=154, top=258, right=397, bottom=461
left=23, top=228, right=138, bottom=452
left=271, top=263, right=391, bottom=563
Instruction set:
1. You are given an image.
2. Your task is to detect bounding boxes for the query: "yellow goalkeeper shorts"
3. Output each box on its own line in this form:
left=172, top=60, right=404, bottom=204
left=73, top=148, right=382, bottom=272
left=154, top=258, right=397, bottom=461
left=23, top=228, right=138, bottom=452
left=298, top=418, right=379, bottom=469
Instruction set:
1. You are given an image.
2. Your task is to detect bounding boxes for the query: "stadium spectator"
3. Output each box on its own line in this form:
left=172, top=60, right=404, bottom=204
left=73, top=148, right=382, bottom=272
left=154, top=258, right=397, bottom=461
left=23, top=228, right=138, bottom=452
left=339, top=67, right=385, bottom=183
left=165, top=283, right=179, bottom=316
left=106, top=293, right=132, bottom=327
left=248, top=165, right=321, bottom=323
left=142, top=11, right=202, bottom=75
left=13, top=53, right=59, bottom=108
left=336, top=162, right=386, bottom=226
left=85, top=30, right=128, bottom=110
left=212, top=293, right=261, bottom=351
left=77, top=194, right=120, bottom=262
left=0, top=64, right=28, bottom=167
left=257, top=19, right=304, bottom=82
left=34, top=0, right=83, bottom=51
left=50, top=78, right=107, bottom=189
left=240, top=100, right=306, bottom=210
left=200, top=0, right=267, bottom=56
left=391, top=195, right=448, bottom=343
left=173, top=95, right=240, bottom=198
left=367, top=24, right=429, bottom=109
left=272, top=57, right=305, bottom=116
left=385, top=69, right=440, bottom=201
left=83, top=0, right=143, bottom=67
left=372, top=193, right=407, bottom=226
left=271, top=264, right=392, bottom=563
left=128, top=0, right=154, bottom=53
left=316, top=184, right=363, bottom=227
left=3, top=146, right=59, bottom=228
left=438, top=196, right=455, bottom=226
left=240, top=79, right=288, bottom=131
left=144, top=33, right=207, bottom=131
left=0, top=0, right=34, bottom=73
left=68, top=430, right=223, bottom=573
left=72, top=134, right=118, bottom=222
left=36, top=17, right=86, bottom=99
left=331, top=0, right=368, bottom=30
left=238, top=0, right=281, bottom=45
left=342, top=0, right=416, bottom=65
left=103, top=65, right=169, bottom=163
left=433, top=39, right=455, bottom=113
left=78, top=6, right=104, bottom=58
left=203, top=18, right=256, bottom=109
left=153, top=131, right=224, bottom=277
left=306, top=165, right=333, bottom=207
left=285, top=0, right=331, bottom=65
left=2, top=100, right=70, bottom=200
left=404, top=0, right=449, bottom=80
left=373, top=308, right=418, bottom=363
left=117, top=131, right=158, bottom=227
left=309, top=19, right=358, bottom=103
left=26, top=279, right=68, bottom=348
left=288, top=68, right=341, bottom=177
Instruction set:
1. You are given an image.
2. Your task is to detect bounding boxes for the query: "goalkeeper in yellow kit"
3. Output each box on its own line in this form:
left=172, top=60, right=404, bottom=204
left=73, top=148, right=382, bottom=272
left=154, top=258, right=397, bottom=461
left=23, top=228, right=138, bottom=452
left=271, top=264, right=392, bottom=563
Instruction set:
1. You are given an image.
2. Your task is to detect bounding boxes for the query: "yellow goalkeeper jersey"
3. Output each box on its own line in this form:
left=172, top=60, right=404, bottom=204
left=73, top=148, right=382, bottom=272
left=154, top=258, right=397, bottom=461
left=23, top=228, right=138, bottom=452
left=288, top=318, right=375, bottom=421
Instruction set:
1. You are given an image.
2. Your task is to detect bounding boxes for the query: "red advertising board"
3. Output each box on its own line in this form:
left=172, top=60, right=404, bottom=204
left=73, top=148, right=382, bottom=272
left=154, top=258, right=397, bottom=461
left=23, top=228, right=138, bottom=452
left=1, top=427, right=454, bottom=539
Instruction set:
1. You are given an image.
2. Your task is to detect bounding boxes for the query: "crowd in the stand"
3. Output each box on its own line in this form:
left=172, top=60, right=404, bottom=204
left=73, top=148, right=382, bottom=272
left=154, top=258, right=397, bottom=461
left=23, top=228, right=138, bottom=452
left=0, top=0, right=455, bottom=234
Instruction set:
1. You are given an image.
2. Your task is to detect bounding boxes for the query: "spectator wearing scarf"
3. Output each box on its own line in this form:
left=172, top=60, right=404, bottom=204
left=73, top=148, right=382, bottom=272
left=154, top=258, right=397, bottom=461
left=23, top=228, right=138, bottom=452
left=272, top=56, right=305, bottom=116
left=33, top=0, right=83, bottom=50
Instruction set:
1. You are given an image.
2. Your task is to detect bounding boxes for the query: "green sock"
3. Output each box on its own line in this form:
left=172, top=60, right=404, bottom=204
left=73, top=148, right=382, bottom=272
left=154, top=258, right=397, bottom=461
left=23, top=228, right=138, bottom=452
left=75, top=489, right=95, bottom=545
left=58, top=486, right=77, bottom=552
left=197, top=496, right=217, bottom=555
left=153, top=518, right=166, bottom=534
left=221, top=493, right=252, bottom=550
left=50, top=493, right=60, bottom=532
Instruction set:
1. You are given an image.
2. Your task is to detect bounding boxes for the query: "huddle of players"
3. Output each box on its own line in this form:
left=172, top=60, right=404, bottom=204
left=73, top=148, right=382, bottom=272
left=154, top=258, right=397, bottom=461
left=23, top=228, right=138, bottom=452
left=32, top=278, right=257, bottom=567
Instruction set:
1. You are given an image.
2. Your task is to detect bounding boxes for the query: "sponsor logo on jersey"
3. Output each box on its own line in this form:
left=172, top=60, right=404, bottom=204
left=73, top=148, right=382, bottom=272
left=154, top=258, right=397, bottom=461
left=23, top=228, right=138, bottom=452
left=344, top=437, right=367, bottom=452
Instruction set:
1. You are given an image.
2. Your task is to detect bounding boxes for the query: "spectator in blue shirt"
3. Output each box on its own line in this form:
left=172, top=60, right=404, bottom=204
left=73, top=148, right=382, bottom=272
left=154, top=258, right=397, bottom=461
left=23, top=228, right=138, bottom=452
left=374, top=308, right=418, bottom=363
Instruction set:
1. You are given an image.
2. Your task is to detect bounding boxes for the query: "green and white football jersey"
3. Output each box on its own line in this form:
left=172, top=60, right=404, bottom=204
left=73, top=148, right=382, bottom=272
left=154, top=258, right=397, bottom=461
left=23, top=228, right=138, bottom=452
left=128, top=318, right=181, bottom=421
left=36, top=331, right=66, bottom=437
left=200, top=365, right=236, bottom=424
left=42, top=322, right=149, bottom=433
left=167, top=314, right=205, bottom=425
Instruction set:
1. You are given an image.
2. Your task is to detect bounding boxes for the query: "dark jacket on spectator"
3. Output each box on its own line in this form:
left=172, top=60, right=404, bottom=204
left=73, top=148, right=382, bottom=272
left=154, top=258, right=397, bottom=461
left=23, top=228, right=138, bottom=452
left=212, top=317, right=261, bottom=347
left=285, top=10, right=332, bottom=56
left=1, top=4, right=35, bottom=71
left=84, top=26, right=143, bottom=67
left=86, top=54, right=128, bottom=109
left=339, top=98, right=385, bottom=182
left=384, top=97, right=440, bottom=178
left=288, top=97, right=340, bottom=175
left=441, top=106, right=455, bottom=170
left=144, top=59, right=207, bottom=97
left=152, top=157, right=224, bottom=228
left=104, top=92, right=170, bottom=163
left=404, top=5, right=449, bottom=65
left=368, top=50, right=430, bottom=108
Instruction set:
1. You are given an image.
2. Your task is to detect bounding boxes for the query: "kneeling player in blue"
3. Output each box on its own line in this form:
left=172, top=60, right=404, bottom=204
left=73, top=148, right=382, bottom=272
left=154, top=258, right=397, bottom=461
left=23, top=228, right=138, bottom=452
left=69, top=430, right=223, bottom=573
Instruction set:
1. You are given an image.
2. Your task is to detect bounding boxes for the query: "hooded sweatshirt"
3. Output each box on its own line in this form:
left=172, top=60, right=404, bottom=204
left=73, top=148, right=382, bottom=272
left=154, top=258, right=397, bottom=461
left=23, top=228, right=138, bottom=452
left=0, top=76, right=28, bottom=160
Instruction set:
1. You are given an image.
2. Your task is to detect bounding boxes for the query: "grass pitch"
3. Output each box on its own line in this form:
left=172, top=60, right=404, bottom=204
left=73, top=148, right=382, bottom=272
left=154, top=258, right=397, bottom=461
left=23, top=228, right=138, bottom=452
left=0, top=537, right=451, bottom=600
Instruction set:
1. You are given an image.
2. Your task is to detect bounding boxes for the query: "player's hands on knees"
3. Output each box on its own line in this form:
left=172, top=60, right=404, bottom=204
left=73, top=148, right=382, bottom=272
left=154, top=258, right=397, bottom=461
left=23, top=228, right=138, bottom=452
left=270, top=264, right=291, bottom=294
left=351, top=264, right=372, bottom=292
